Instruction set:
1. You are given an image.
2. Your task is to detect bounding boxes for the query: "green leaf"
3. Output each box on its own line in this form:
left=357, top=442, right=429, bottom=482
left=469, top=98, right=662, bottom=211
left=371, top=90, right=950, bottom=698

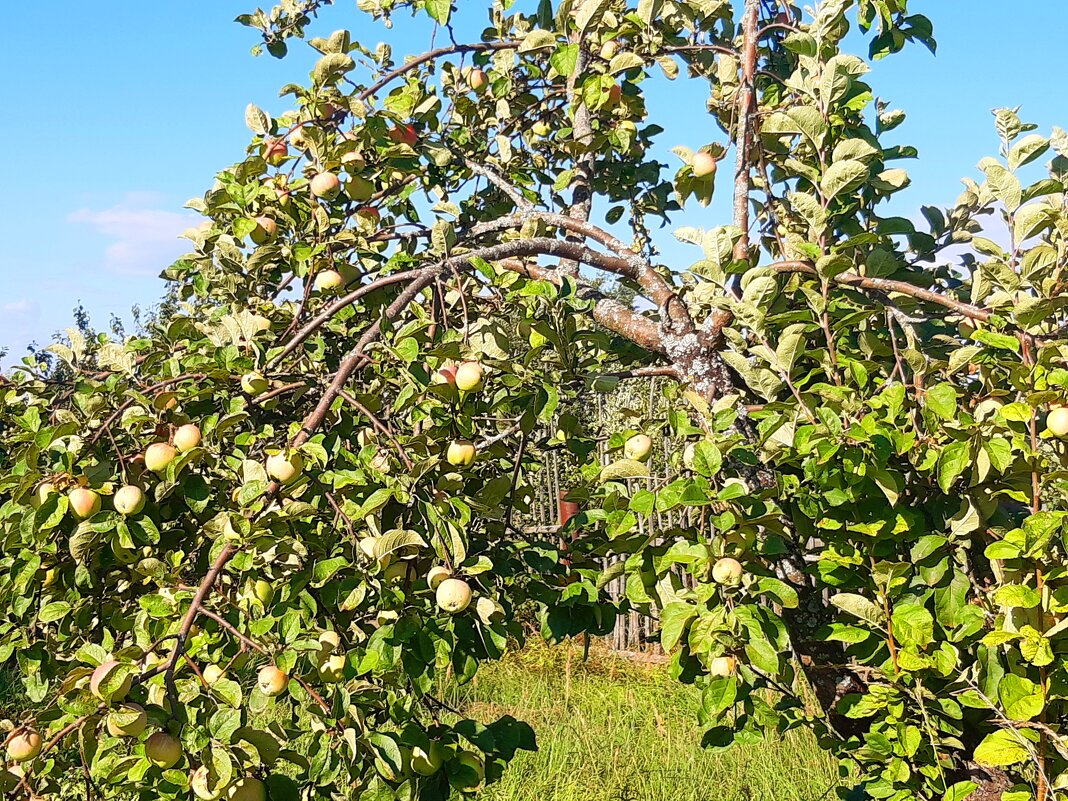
left=831, top=593, right=883, bottom=626
left=891, top=604, right=933, bottom=648
left=942, top=782, right=978, bottom=801
left=974, top=729, right=1031, bottom=767
left=518, top=29, right=557, bottom=52
left=550, top=44, right=580, bottom=76
left=422, top=0, right=452, bottom=25
left=599, top=459, right=650, bottom=482
left=660, top=602, right=696, bottom=652
left=820, top=159, right=869, bottom=201
left=997, top=674, right=1044, bottom=721
left=992, top=584, right=1040, bottom=609
left=924, top=383, right=957, bottom=420
left=937, top=441, right=970, bottom=492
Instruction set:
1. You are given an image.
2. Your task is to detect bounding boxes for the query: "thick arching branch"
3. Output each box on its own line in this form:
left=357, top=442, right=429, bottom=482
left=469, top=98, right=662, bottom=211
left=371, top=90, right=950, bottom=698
left=358, top=42, right=519, bottom=102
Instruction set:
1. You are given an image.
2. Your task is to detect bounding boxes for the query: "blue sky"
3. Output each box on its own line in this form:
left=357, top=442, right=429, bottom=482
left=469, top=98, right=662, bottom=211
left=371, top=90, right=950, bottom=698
left=2, top=2, right=1066, bottom=365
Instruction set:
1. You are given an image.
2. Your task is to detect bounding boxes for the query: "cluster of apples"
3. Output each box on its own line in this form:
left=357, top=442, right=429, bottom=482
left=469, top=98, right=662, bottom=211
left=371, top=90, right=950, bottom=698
left=239, top=372, right=307, bottom=484
left=431, top=361, right=485, bottom=468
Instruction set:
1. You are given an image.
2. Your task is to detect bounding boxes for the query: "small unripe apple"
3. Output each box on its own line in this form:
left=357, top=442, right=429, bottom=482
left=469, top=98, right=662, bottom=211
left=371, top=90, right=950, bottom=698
left=202, top=664, right=225, bottom=686
left=191, top=765, right=225, bottom=801
left=69, top=487, right=101, bottom=520
left=288, top=126, right=308, bottom=149
left=532, top=121, right=551, bottom=137
left=600, top=40, right=619, bottom=60
left=692, top=152, right=717, bottom=178
left=427, top=565, right=451, bottom=590
left=319, top=653, right=346, bottom=683
left=369, top=450, right=391, bottom=473
left=468, top=68, right=488, bottom=93
left=432, top=365, right=458, bottom=387
left=712, top=557, right=743, bottom=585
left=145, top=732, right=182, bottom=768
left=682, top=442, right=697, bottom=471
left=454, top=361, right=484, bottom=392
left=227, top=777, right=267, bottom=801
left=91, top=660, right=133, bottom=701
left=709, top=655, right=737, bottom=677
left=262, top=138, right=288, bottom=166
left=624, top=434, right=653, bottom=462
left=254, top=579, right=275, bottom=606
left=6, top=730, right=42, bottom=763
left=250, top=216, right=277, bottom=245
left=436, top=578, right=473, bottom=613
left=446, top=440, right=477, bottom=467
left=359, top=537, right=379, bottom=560
left=31, top=481, right=56, bottom=509
left=314, top=269, right=344, bottom=292
left=257, top=665, right=289, bottom=697
left=310, top=171, right=342, bottom=200
left=452, top=750, right=485, bottom=790
left=1048, top=406, right=1068, bottom=438
left=174, top=424, right=202, bottom=452
left=266, top=452, right=304, bottom=484
left=106, top=703, right=147, bottom=738
left=114, top=485, right=146, bottom=516
left=241, top=372, right=269, bottom=396
left=410, top=742, right=447, bottom=775
left=317, top=629, right=341, bottom=660
left=144, top=442, right=177, bottom=473
left=388, top=124, right=418, bottom=147
left=346, top=174, right=374, bottom=201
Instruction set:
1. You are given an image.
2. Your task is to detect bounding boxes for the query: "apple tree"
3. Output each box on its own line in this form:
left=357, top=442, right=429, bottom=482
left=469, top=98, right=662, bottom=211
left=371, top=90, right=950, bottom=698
left=3, top=1, right=1068, bottom=800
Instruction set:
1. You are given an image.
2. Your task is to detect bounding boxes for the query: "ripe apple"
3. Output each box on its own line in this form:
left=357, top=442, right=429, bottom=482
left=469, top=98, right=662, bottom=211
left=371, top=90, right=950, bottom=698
left=446, top=440, right=477, bottom=467
left=468, top=68, right=488, bottom=93
left=712, top=557, right=743, bottom=585
left=174, top=424, right=202, bottom=452
left=432, top=365, right=458, bottom=387
left=69, top=487, right=101, bottom=520
left=31, top=481, right=56, bottom=509
left=411, top=742, right=447, bottom=775
left=600, top=40, right=619, bottom=60
left=451, top=750, right=485, bottom=790
left=709, top=655, right=737, bottom=677
left=288, top=126, right=308, bottom=149
left=191, top=765, right=225, bottom=801
left=606, top=82, right=622, bottom=105
left=250, top=216, right=277, bottom=245
left=145, top=442, right=177, bottom=473
left=436, top=578, right=473, bottom=614
left=227, top=777, right=267, bottom=801
left=692, top=152, right=717, bottom=178
left=241, top=372, right=270, bottom=396
left=266, top=452, right=304, bottom=484
left=314, top=269, right=344, bottom=292
left=346, top=174, right=374, bottom=200
left=114, top=485, right=146, bottom=516
left=624, top=433, right=653, bottom=462
left=257, top=665, right=289, bottom=697
left=427, top=565, right=451, bottom=590
left=91, top=660, right=132, bottom=701
left=388, top=124, right=418, bottom=147
left=6, top=730, right=42, bottom=763
left=341, top=150, right=367, bottom=170
left=358, top=206, right=381, bottom=222
left=202, top=664, right=225, bottom=686
left=310, top=171, right=342, bottom=200
left=454, top=361, right=484, bottom=392
left=1048, top=406, right=1068, bottom=438
left=262, top=138, right=288, bottom=166
left=145, top=732, right=182, bottom=768
left=106, top=703, right=147, bottom=738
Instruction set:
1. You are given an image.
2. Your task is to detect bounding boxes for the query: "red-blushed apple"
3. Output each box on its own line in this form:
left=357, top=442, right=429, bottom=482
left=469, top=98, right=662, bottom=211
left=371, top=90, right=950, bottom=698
left=1048, top=406, right=1068, bottom=438
left=446, top=439, right=477, bottom=467
left=191, top=764, right=226, bottom=801
left=114, top=485, right=146, bottom=516
left=310, top=171, right=342, bottom=200
left=468, top=68, right=488, bottom=92
left=6, top=730, right=42, bottom=763
left=427, top=565, right=450, bottom=590
left=262, top=138, right=288, bottom=166
left=145, top=732, right=182, bottom=768
left=709, top=655, right=737, bottom=677
left=712, top=557, right=743, bottom=585
left=173, top=423, right=202, bottom=452
left=341, top=149, right=366, bottom=170
left=69, top=487, right=101, bottom=520
left=454, top=361, right=484, bottom=392
left=250, top=216, right=277, bottom=245
left=145, top=442, right=177, bottom=473
left=432, top=364, right=458, bottom=387
left=31, top=481, right=56, bottom=509
left=358, top=206, right=381, bottom=222
left=607, top=82, right=622, bottom=105
left=624, top=433, right=653, bottom=462
left=241, top=372, right=269, bottom=396
left=692, top=151, right=717, bottom=178
left=436, top=578, right=472, bottom=613
left=314, top=269, right=344, bottom=292
left=106, top=703, right=147, bottom=738
left=388, top=123, right=418, bottom=147
left=90, top=660, right=132, bottom=701
left=266, top=452, right=304, bottom=484
left=257, top=665, right=289, bottom=697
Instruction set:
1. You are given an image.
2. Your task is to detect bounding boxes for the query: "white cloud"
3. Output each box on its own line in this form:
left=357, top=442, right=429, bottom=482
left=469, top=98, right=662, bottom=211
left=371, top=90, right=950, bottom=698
left=67, top=194, right=196, bottom=277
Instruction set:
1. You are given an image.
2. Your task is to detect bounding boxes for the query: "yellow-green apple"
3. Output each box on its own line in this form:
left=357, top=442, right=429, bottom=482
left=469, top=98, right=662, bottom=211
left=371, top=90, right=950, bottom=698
left=69, top=487, right=101, bottom=519
left=250, top=216, right=277, bottom=245
left=113, top=485, right=145, bottom=516
left=144, top=443, right=177, bottom=473
left=91, top=660, right=132, bottom=701
left=411, top=742, right=449, bottom=776
left=202, top=664, right=225, bottom=686
left=257, top=665, right=289, bottom=697
left=191, top=765, right=225, bottom=801
left=436, top=578, right=473, bottom=613
left=106, top=703, right=147, bottom=738
left=173, top=424, right=202, bottom=452
left=624, top=434, right=652, bottom=462
left=241, top=372, right=270, bottom=396
left=446, top=440, right=476, bottom=467
left=319, top=653, right=346, bottom=683
left=227, top=777, right=267, bottom=801
left=346, top=174, right=374, bottom=200
left=145, top=732, right=182, bottom=768
left=427, top=565, right=451, bottom=590
left=6, top=730, right=42, bottom=763
left=1048, top=406, right=1068, bottom=438
left=310, top=171, right=342, bottom=200
left=600, top=40, right=619, bottom=60
left=314, top=269, right=343, bottom=292
left=692, top=152, right=717, bottom=178
left=454, top=361, right=484, bottom=392
left=451, top=751, right=485, bottom=790
left=31, top=481, right=56, bottom=509
left=254, top=579, right=275, bottom=606
left=709, top=655, right=737, bottom=677
left=266, top=452, right=304, bottom=484
left=712, top=557, right=743, bottom=585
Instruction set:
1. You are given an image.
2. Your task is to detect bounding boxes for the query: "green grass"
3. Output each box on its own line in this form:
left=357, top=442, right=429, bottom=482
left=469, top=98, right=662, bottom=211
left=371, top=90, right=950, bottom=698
left=443, top=643, right=844, bottom=801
